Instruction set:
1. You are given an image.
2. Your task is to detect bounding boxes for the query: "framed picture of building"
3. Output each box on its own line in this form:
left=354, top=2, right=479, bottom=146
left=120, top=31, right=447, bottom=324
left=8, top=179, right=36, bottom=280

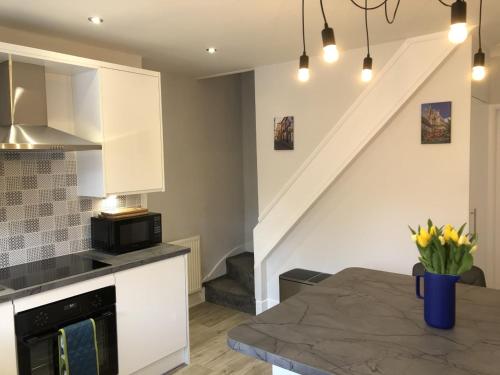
left=421, top=102, right=452, bottom=144
left=274, top=116, right=294, bottom=150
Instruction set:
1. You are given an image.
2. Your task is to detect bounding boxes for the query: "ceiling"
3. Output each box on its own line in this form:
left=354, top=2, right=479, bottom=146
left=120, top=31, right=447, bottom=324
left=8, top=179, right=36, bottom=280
left=0, top=0, right=498, bottom=77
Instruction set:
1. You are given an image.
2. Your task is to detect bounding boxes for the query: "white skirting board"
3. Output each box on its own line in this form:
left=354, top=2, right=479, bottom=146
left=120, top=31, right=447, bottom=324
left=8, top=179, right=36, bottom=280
left=169, top=236, right=202, bottom=294
left=131, top=348, right=187, bottom=375
left=273, top=365, right=298, bottom=374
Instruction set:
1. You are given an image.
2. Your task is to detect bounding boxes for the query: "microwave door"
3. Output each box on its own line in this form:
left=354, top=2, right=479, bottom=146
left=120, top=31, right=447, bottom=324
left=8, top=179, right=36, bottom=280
left=116, top=219, right=152, bottom=251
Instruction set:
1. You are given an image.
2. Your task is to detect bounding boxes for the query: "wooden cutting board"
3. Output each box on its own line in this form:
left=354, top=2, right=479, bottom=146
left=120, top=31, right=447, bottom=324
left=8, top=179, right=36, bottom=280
left=100, top=207, right=149, bottom=219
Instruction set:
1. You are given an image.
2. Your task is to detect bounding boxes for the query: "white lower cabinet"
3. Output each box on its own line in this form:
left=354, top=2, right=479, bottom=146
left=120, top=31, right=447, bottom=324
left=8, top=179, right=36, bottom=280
left=0, top=301, right=17, bottom=375
left=114, top=255, right=189, bottom=374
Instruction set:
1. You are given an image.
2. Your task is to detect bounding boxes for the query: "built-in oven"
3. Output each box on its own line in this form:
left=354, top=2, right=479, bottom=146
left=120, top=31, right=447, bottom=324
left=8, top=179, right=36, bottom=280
left=15, top=286, right=118, bottom=375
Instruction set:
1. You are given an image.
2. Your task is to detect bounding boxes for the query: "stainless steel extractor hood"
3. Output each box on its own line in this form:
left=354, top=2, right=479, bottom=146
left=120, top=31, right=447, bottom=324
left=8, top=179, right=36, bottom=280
left=0, top=60, right=101, bottom=151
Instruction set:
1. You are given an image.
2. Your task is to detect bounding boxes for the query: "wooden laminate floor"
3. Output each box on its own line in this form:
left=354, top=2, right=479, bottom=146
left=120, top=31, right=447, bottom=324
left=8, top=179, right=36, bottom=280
left=172, top=302, right=272, bottom=375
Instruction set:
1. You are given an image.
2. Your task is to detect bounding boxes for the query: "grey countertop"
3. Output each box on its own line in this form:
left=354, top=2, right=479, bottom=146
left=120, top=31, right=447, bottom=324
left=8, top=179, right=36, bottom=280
left=0, top=243, right=190, bottom=303
left=228, top=267, right=500, bottom=375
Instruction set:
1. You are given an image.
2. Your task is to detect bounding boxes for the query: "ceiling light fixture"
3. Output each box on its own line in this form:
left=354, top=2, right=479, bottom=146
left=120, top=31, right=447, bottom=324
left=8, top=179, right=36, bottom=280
left=361, top=0, right=373, bottom=82
left=88, top=16, right=104, bottom=25
left=294, top=0, right=477, bottom=83
left=206, top=47, right=217, bottom=54
left=448, top=0, right=468, bottom=44
left=298, top=0, right=310, bottom=82
left=320, top=0, right=339, bottom=63
left=472, top=0, right=486, bottom=81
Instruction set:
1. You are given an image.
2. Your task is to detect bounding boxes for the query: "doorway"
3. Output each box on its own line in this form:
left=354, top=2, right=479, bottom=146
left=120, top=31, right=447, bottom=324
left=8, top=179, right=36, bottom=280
left=470, top=100, right=500, bottom=288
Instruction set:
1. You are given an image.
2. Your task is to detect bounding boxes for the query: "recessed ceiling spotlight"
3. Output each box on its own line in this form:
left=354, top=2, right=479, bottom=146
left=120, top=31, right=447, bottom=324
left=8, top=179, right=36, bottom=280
left=88, top=16, right=104, bottom=25
left=206, top=47, right=217, bottom=54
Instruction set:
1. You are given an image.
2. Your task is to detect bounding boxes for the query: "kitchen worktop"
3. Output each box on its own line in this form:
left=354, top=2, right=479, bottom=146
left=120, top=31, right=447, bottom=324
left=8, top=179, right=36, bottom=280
left=0, top=243, right=190, bottom=303
left=228, top=267, right=500, bottom=375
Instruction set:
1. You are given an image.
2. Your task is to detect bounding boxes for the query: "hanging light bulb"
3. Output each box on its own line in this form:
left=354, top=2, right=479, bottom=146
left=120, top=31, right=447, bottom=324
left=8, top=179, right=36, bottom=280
left=472, top=51, right=486, bottom=81
left=361, top=55, right=373, bottom=82
left=297, top=0, right=310, bottom=82
left=322, top=26, right=339, bottom=63
left=319, top=0, right=339, bottom=63
left=448, top=0, right=468, bottom=44
left=298, top=53, right=310, bottom=82
left=361, top=0, right=373, bottom=82
left=471, top=0, right=486, bottom=81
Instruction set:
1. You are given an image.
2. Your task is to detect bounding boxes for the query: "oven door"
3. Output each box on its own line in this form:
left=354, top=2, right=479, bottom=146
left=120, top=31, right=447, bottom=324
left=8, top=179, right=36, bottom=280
left=17, top=310, right=118, bottom=375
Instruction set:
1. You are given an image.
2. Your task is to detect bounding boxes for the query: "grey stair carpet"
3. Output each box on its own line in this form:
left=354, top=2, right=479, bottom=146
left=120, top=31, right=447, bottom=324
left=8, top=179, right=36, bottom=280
left=204, top=252, right=255, bottom=314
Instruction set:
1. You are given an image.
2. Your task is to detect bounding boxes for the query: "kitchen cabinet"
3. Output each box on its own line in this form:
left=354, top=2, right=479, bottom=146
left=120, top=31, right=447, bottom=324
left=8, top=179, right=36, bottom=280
left=0, top=42, right=166, bottom=197
left=114, top=255, right=189, bottom=374
left=99, top=68, right=164, bottom=195
left=76, top=67, right=165, bottom=197
left=0, top=301, right=17, bottom=375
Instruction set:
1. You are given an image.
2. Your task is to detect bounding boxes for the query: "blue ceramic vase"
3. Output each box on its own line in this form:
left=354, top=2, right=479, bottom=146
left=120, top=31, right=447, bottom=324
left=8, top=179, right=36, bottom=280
left=416, top=271, right=460, bottom=329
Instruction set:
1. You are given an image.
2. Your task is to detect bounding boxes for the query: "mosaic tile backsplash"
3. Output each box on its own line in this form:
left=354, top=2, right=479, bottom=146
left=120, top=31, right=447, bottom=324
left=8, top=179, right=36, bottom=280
left=0, top=152, right=142, bottom=268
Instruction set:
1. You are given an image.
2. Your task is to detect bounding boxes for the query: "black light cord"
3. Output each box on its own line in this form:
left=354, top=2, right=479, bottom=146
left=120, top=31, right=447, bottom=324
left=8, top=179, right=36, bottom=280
left=302, top=0, right=306, bottom=54
left=320, top=0, right=328, bottom=26
left=365, top=0, right=370, bottom=56
left=350, top=0, right=401, bottom=24
left=384, top=0, right=401, bottom=24
left=437, top=0, right=452, bottom=7
left=350, top=0, right=387, bottom=10
left=478, top=0, right=483, bottom=50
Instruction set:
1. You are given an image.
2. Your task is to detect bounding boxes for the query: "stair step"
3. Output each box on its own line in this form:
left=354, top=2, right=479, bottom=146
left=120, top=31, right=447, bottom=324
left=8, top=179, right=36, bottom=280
left=226, top=252, right=254, bottom=294
left=204, top=275, right=255, bottom=314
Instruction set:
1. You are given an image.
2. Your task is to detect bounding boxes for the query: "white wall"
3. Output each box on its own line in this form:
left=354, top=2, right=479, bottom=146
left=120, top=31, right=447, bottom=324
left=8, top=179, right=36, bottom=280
left=0, top=24, right=141, bottom=67
left=255, top=41, right=402, bottom=213
left=146, top=72, right=247, bottom=279
left=241, top=72, right=259, bottom=251
left=255, top=41, right=472, bottom=302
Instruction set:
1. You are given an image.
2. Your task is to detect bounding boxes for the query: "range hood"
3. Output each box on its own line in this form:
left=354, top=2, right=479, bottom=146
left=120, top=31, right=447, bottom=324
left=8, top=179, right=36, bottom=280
left=0, top=60, right=101, bottom=151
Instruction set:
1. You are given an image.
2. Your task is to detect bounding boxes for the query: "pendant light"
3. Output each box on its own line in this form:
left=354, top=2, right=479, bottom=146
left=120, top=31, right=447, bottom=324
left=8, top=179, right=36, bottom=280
left=361, top=0, right=373, bottom=82
left=320, top=0, right=339, bottom=63
left=472, top=0, right=486, bottom=81
left=448, top=0, right=468, bottom=44
left=298, top=0, right=310, bottom=82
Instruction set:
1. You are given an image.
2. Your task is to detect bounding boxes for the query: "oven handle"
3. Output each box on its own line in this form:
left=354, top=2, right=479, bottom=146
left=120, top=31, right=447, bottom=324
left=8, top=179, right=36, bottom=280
left=22, top=311, right=115, bottom=345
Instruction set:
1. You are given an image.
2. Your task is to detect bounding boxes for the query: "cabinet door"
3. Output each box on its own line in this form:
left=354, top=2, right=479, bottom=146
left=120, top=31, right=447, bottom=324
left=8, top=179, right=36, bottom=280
left=100, top=68, right=164, bottom=195
left=0, top=301, right=17, bottom=374
left=115, top=256, right=188, bottom=374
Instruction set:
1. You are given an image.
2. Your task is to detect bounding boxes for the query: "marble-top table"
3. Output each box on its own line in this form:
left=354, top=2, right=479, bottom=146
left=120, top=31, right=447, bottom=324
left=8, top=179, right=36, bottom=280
left=228, top=267, right=500, bottom=375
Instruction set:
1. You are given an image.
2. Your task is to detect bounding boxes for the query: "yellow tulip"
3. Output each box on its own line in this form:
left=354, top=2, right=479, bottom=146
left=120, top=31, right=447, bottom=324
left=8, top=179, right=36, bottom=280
left=439, top=235, right=446, bottom=246
left=470, top=245, right=478, bottom=254
left=443, top=225, right=459, bottom=243
left=458, top=235, right=466, bottom=245
left=430, top=226, right=437, bottom=236
left=458, top=235, right=470, bottom=246
left=417, top=228, right=431, bottom=248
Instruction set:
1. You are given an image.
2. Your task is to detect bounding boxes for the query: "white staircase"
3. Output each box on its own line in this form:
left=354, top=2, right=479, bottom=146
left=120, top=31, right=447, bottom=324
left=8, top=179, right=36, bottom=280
left=253, top=32, right=458, bottom=312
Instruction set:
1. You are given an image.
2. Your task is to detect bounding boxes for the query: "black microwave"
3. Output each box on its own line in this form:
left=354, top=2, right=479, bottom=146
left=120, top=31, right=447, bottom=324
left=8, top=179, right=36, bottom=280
left=91, top=213, right=162, bottom=253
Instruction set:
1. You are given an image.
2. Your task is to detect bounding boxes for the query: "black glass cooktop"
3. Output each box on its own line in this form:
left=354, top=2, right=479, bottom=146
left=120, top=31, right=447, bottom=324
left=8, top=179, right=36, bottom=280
left=0, top=254, right=110, bottom=290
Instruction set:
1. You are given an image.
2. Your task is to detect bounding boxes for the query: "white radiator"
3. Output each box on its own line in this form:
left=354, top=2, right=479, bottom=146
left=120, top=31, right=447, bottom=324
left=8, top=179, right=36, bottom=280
left=169, top=235, right=202, bottom=294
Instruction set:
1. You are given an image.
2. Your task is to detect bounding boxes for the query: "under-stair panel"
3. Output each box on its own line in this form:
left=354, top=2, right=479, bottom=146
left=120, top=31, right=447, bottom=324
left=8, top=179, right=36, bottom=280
left=254, top=32, right=457, bottom=267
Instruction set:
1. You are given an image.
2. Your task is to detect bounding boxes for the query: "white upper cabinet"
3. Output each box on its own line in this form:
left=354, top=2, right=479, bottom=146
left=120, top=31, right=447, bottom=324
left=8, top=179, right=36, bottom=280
left=73, top=67, right=165, bottom=197
left=99, top=68, right=164, bottom=195
left=0, top=42, right=165, bottom=197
